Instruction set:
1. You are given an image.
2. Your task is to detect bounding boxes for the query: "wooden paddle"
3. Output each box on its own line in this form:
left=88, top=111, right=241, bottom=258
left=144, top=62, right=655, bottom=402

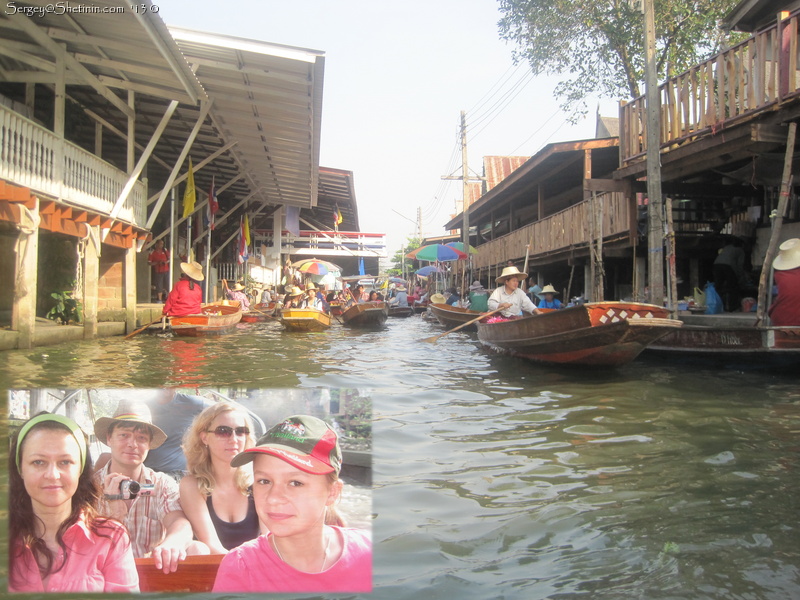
left=124, top=316, right=163, bottom=340
left=420, top=308, right=504, bottom=344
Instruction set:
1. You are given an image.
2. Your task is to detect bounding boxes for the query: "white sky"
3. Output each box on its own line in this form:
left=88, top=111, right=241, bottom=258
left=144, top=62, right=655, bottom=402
left=158, top=0, right=622, bottom=258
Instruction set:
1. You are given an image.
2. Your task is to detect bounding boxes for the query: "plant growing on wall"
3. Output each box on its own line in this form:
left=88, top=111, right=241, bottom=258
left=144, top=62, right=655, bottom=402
left=46, top=289, right=83, bottom=325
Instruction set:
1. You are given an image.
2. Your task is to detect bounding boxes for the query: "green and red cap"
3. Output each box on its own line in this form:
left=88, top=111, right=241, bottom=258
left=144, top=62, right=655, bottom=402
left=230, top=415, right=341, bottom=475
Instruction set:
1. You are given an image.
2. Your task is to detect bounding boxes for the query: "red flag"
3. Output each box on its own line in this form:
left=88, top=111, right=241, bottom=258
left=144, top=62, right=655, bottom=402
left=207, top=176, right=220, bottom=230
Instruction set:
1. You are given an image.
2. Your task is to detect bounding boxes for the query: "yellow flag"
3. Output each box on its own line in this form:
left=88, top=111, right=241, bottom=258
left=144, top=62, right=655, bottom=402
left=182, top=158, right=196, bottom=218
left=243, top=213, right=250, bottom=245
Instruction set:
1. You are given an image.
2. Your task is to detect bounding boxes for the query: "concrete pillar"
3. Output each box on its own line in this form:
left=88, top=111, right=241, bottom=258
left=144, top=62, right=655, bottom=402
left=13, top=199, right=40, bottom=349
left=124, top=245, right=137, bottom=333
left=635, top=256, right=647, bottom=302
left=273, top=206, right=283, bottom=287
left=83, top=225, right=100, bottom=339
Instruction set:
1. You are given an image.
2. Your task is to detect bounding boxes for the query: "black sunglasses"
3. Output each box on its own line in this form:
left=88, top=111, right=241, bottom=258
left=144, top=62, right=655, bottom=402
left=207, top=426, right=250, bottom=437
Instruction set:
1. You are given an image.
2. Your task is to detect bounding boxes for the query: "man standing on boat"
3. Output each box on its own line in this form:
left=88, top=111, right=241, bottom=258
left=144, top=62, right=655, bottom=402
left=488, top=266, right=543, bottom=318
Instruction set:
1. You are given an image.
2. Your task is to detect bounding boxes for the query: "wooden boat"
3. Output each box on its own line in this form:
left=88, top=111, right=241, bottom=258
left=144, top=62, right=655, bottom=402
left=240, top=302, right=276, bottom=323
left=388, top=305, right=414, bottom=318
left=429, top=302, right=483, bottom=330
left=645, top=313, right=800, bottom=365
left=342, top=301, right=388, bottom=328
left=329, top=301, right=344, bottom=316
left=476, top=302, right=682, bottom=367
left=280, top=307, right=332, bottom=332
left=170, top=301, right=242, bottom=337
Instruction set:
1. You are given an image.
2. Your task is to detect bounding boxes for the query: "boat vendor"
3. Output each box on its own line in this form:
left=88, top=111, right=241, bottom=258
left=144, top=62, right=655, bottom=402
left=468, top=281, right=489, bottom=312
left=488, top=266, right=543, bottom=318
left=163, top=261, right=204, bottom=317
left=389, top=285, right=409, bottom=307
left=224, top=281, right=251, bottom=312
left=537, top=285, right=563, bottom=309
left=768, top=238, right=800, bottom=326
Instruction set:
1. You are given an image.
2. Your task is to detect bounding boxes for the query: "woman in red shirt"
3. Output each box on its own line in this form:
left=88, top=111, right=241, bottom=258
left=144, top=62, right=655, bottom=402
left=163, top=261, right=204, bottom=317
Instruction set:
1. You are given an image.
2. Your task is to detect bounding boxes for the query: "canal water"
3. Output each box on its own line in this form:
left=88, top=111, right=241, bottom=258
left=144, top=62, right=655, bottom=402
left=1, top=314, right=799, bottom=599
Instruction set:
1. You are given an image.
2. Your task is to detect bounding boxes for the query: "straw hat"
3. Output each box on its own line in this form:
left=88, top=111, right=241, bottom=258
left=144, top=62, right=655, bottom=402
left=285, top=286, right=304, bottom=297
left=306, top=282, right=317, bottom=290
left=93, top=399, right=167, bottom=449
left=231, top=282, right=245, bottom=291
left=429, top=293, right=447, bottom=304
left=469, top=280, right=484, bottom=290
left=540, top=284, right=559, bottom=295
left=396, top=285, right=407, bottom=292
left=495, top=266, right=527, bottom=283
left=773, top=238, right=800, bottom=271
left=180, top=261, right=204, bottom=281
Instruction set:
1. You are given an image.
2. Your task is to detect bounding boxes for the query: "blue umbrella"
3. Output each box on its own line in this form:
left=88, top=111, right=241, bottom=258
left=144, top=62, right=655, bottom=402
left=416, top=266, right=443, bottom=277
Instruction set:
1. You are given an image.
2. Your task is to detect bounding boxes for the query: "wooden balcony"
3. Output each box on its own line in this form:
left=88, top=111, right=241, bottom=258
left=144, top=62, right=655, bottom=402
left=473, top=192, right=631, bottom=269
left=0, top=103, right=146, bottom=227
left=620, top=12, right=800, bottom=165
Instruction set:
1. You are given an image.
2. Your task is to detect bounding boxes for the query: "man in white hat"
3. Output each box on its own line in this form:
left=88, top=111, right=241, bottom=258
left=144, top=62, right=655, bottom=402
left=768, top=238, right=800, bottom=326
left=94, top=400, right=204, bottom=572
left=488, top=266, right=543, bottom=318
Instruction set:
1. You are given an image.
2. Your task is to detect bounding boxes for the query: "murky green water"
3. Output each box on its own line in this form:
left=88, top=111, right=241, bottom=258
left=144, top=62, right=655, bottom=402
left=2, top=316, right=799, bottom=598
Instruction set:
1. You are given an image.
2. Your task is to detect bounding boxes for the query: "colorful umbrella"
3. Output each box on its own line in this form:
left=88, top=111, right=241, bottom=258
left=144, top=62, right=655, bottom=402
left=446, top=241, right=478, bottom=254
left=406, top=244, right=467, bottom=261
left=416, top=266, right=444, bottom=277
left=291, top=258, right=342, bottom=275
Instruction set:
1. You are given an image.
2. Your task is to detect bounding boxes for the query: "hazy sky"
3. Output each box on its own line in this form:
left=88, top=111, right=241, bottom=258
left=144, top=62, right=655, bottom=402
left=158, top=0, right=621, bottom=257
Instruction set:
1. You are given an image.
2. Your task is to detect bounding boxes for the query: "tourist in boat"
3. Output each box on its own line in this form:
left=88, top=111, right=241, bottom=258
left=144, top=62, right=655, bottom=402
left=768, top=238, right=800, bottom=326
left=488, top=266, right=543, bottom=318
left=368, top=290, right=381, bottom=302
left=445, top=288, right=460, bottom=306
left=468, top=281, right=489, bottom=312
left=212, top=415, right=372, bottom=593
left=163, top=261, right=204, bottom=317
left=148, top=238, right=170, bottom=303
left=305, top=285, right=324, bottom=311
left=224, top=281, right=251, bottom=312
left=282, top=286, right=304, bottom=310
left=180, top=403, right=262, bottom=554
left=9, top=413, right=139, bottom=592
left=389, top=285, right=409, bottom=307
left=537, top=285, right=563, bottom=310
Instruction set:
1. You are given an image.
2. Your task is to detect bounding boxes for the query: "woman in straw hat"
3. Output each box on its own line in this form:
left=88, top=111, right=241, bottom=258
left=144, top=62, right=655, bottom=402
left=488, top=266, right=543, bottom=318
left=163, top=261, right=204, bottom=317
left=281, top=286, right=305, bottom=310
left=768, top=238, right=800, bottom=326
left=9, top=413, right=139, bottom=592
left=223, top=280, right=251, bottom=312
left=537, top=284, right=563, bottom=310
left=212, top=415, right=372, bottom=593
left=180, top=402, right=262, bottom=554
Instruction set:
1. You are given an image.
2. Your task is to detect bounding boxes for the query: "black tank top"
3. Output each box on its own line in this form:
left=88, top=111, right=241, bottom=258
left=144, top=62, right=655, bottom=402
left=207, top=493, right=260, bottom=550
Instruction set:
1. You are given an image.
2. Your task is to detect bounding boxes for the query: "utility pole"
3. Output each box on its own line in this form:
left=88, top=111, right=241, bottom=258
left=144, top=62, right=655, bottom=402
left=417, top=206, right=423, bottom=242
left=642, top=0, right=665, bottom=305
left=460, top=111, right=470, bottom=252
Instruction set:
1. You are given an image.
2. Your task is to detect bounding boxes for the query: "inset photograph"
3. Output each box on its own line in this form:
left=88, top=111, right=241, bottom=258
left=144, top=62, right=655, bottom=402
left=7, top=388, right=372, bottom=594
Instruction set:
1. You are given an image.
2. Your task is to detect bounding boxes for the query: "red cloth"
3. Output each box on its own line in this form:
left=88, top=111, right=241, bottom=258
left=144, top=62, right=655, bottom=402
left=163, top=278, right=202, bottom=316
left=148, top=248, right=169, bottom=273
left=769, top=268, right=800, bottom=326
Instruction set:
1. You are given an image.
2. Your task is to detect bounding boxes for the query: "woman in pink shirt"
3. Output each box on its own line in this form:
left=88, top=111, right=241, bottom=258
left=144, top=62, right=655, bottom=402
left=212, top=415, right=372, bottom=593
left=9, top=413, right=138, bottom=593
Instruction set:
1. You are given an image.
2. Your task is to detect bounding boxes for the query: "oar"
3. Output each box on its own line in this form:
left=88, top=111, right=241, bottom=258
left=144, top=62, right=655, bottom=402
left=124, top=316, right=163, bottom=340
left=420, top=308, right=504, bottom=344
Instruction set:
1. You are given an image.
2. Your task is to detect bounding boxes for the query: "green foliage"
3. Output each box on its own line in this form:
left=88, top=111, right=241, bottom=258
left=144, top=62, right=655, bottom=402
left=46, top=289, right=83, bottom=325
left=498, top=0, right=746, bottom=120
left=390, top=237, right=421, bottom=275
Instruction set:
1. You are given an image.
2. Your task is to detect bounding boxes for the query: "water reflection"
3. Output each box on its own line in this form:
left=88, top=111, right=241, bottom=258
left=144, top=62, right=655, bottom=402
left=1, top=316, right=798, bottom=598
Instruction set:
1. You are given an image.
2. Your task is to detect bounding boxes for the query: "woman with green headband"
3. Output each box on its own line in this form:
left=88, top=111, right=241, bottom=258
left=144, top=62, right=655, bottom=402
left=9, top=413, right=139, bottom=592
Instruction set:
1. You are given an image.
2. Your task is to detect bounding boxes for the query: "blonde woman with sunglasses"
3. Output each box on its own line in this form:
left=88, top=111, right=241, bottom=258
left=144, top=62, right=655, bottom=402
left=180, top=403, right=263, bottom=554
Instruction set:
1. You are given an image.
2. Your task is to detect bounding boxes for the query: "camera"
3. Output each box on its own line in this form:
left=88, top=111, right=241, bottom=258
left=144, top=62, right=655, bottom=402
left=120, top=480, right=154, bottom=499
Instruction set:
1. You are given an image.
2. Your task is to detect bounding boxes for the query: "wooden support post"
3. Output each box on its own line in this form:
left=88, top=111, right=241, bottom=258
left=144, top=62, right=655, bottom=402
left=83, top=225, right=100, bottom=339
left=665, top=197, right=679, bottom=318
left=124, top=245, right=137, bottom=334
left=756, top=121, right=797, bottom=323
left=13, top=198, right=40, bottom=349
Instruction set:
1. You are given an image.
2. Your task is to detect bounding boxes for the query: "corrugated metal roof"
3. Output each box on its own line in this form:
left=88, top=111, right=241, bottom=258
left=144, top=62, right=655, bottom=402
left=316, top=167, right=359, bottom=230
left=169, top=27, right=324, bottom=211
left=483, top=156, right=530, bottom=191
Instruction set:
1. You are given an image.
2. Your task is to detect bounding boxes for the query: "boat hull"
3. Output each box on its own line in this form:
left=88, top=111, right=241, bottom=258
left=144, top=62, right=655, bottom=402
left=388, top=306, right=414, bottom=318
left=170, top=303, right=242, bottom=337
left=280, top=308, right=332, bottom=332
left=342, top=302, right=388, bottom=328
left=240, top=302, right=276, bottom=323
left=477, top=302, right=682, bottom=367
left=429, top=303, right=482, bottom=330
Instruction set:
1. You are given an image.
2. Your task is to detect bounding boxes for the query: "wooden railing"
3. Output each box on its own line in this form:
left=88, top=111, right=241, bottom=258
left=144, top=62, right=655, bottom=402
left=620, top=12, right=800, bottom=164
left=0, top=103, right=146, bottom=226
left=472, top=192, right=631, bottom=269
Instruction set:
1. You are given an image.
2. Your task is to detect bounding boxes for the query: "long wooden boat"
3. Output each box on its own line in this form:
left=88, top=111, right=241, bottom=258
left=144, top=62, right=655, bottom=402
left=240, top=302, right=276, bottom=323
left=429, top=302, right=483, bottom=330
left=388, top=305, right=414, bottom=318
left=280, top=307, right=332, bottom=332
left=170, top=302, right=242, bottom=337
left=342, top=301, right=388, bottom=328
left=476, top=302, right=682, bottom=367
left=645, top=313, right=800, bottom=366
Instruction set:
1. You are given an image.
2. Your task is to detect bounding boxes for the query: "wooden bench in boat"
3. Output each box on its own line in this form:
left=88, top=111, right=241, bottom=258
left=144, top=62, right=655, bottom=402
left=135, top=554, right=223, bottom=592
